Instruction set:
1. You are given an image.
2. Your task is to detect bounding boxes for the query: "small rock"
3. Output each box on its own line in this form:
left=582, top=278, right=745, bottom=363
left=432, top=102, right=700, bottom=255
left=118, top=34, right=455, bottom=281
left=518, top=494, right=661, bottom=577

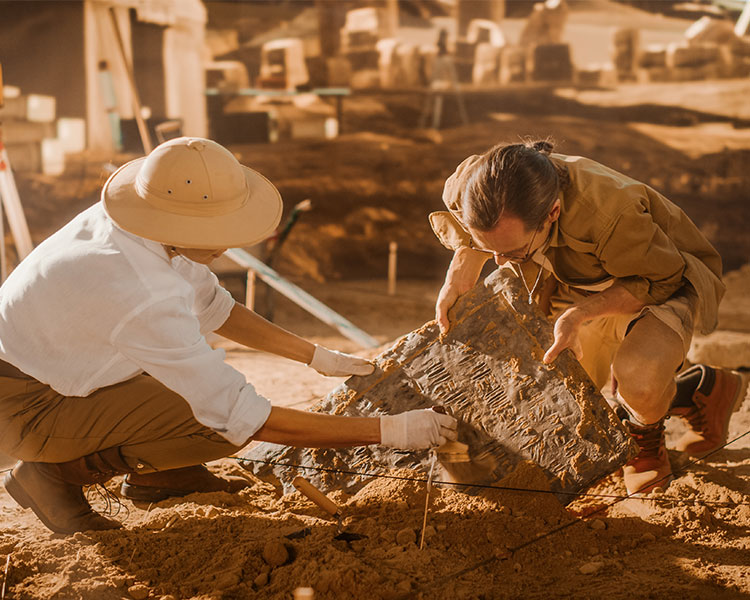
left=589, top=519, right=606, bottom=530
left=262, top=541, right=289, bottom=567
left=694, top=505, right=713, bottom=524
left=395, top=580, right=412, bottom=593
left=380, top=529, right=396, bottom=543
left=204, top=506, right=220, bottom=518
left=395, top=527, right=417, bottom=546
left=127, top=584, right=150, bottom=600
left=579, top=561, right=604, bottom=575
left=254, top=572, right=269, bottom=587
left=261, top=564, right=271, bottom=575
left=423, top=525, right=436, bottom=539
left=215, top=571, right=241, bottom=590
left=513, top=562, right=522, bottom=573
left=564, top=550, right=573, bottom=558
left=640, top=532, right=656, bottom=543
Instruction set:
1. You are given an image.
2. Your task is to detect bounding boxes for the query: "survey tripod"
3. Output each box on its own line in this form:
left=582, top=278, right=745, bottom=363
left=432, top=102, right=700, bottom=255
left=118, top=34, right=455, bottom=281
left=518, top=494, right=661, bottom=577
left=0, top=62, right=34, bottom=282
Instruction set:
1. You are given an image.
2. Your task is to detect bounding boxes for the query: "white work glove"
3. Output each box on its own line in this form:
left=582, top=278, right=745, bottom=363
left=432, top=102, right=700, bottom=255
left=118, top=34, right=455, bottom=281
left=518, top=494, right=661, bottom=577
left=380, top=409, right=458, bottom=450
left=307, top=344, right=375, bottom=377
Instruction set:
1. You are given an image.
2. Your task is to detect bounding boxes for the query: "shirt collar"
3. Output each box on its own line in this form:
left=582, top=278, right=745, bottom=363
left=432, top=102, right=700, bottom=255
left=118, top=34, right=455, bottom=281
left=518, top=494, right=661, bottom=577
left=546, top=190, right=564, bottom=249
left=106, top=212, right=171, bottom=262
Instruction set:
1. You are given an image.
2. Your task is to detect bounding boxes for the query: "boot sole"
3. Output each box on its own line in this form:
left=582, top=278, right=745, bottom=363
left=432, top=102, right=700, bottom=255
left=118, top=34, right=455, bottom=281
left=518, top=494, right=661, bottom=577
left=4, top=470, right=73, bottom=535
left=683, top=370, right=749, bottom=457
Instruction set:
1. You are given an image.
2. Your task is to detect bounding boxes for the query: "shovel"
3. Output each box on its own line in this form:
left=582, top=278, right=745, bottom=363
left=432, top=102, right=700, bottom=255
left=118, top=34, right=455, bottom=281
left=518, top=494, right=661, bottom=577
left=292, top=476, right=367, bottom=542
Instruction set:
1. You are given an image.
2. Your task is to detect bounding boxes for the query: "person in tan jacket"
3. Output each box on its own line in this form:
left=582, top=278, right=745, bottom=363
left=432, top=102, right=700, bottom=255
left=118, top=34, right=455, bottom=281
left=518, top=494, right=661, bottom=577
left=430, top=140, right=747, bottom=496
left=0, top=137, right=457, bottom=535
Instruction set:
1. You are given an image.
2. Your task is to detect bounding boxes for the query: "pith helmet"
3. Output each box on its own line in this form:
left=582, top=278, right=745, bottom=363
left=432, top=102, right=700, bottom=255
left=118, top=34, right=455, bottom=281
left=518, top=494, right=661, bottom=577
left=102, top=137, right=283, bottom=249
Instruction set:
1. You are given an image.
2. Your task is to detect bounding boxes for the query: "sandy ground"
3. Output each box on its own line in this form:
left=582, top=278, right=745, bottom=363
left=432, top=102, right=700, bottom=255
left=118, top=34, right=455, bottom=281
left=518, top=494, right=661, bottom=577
left=2, top=2, right=750, bottom=597
left=0, top=273, right=749, bottom=600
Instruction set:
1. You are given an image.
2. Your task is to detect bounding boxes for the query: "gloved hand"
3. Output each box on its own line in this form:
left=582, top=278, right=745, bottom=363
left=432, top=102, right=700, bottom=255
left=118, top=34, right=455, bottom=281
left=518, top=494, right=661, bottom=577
left=380, top=409, right=458, bottom=450
left=308, top=344, right=375, bottom=377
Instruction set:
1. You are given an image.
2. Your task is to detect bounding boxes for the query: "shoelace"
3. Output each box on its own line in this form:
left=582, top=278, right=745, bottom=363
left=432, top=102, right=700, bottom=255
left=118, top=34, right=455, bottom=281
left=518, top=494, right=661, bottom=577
left=628, top=422, right=666, bottom=458
left=683, top=406, right=707, bottom=430
left=85, top=483, right=129, bottom=520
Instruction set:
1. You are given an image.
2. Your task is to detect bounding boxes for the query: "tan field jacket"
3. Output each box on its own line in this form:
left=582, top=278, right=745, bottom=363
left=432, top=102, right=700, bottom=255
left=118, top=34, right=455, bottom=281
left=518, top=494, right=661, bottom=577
left=429, top=153, right=724, bottom=334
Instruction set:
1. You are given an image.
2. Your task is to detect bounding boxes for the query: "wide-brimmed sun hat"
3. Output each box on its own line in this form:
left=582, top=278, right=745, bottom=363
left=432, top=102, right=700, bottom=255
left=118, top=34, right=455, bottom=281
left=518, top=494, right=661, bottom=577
left=102, top=137, right=283, bottom=249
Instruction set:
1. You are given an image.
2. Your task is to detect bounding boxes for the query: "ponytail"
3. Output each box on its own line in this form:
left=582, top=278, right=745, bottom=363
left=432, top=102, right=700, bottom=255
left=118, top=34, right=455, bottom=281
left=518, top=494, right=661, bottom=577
left=461, top=139, right=568, bottom=231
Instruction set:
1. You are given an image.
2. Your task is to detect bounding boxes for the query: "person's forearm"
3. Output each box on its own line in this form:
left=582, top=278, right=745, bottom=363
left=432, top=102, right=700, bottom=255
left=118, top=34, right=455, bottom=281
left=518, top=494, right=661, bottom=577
left=215, top=302, right=315, bottom=364
left=567, top=283, right=647, bottom=324
left=446, top=246, right=489, bottom=292
left=251, top=406, right=381, bottom=447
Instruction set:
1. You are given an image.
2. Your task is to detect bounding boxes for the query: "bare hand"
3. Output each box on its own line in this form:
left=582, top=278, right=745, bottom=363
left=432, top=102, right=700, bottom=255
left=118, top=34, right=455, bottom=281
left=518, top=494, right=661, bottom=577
left=435, top=281, right=462, bottom=335
left=543, top=308, right=584, bottom=364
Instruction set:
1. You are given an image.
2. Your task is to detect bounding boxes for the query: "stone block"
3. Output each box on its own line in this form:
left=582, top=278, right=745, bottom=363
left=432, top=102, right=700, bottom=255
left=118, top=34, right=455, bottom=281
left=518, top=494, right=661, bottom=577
left=531, top=43, right=573, bottom=82
left=0, top=94, right=56, bottom=122
left=244, top=268, right=636, bottom=504
left=667, top=42, right=721, bottom=68
left=0, top=119, right=55, bottom=144
left=499, top=46, right=528, bottom=84
left=639, top=45, right=668, bottom=69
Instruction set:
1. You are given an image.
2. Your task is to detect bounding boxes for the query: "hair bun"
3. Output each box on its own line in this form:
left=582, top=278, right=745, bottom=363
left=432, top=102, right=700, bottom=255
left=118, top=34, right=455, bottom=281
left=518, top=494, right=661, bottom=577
left=531, top=140, right=554, bottom=155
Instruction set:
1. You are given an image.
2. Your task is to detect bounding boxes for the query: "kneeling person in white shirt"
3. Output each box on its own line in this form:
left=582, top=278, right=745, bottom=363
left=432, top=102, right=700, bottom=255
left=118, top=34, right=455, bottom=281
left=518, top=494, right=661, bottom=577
left=0, top=137, right=456, bottom=535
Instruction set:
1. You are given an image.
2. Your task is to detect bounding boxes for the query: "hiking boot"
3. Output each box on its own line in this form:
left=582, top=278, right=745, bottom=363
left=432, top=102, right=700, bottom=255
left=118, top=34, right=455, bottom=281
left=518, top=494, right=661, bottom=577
left=622, top=418, right=673, bottom=496
left=120, top=464, right=251, bottom=502
left=3, top=447, right=131, bottom=534
left=671, top=365, right=749, bottom=457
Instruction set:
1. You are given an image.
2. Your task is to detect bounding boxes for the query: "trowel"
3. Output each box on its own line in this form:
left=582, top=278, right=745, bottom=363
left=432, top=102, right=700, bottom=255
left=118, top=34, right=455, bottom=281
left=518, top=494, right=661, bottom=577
left=431, top=406, right=497, bottom=484
left=292, top=476, right=367, bottom=542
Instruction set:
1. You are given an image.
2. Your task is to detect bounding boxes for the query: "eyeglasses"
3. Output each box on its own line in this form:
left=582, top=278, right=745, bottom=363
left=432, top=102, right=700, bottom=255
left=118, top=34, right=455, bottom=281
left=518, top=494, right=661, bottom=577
left=471, top=220, right=544, bottom=263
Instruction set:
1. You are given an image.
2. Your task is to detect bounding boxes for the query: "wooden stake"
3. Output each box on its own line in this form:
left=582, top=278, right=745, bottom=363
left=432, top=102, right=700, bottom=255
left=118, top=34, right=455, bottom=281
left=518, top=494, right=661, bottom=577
left=227, top=248, right=378, bottom=348
left=108, top=7, right=153, bottom=154
left=1, top=553, right=10, bottom=600
left=245, top=270, right=256, bottom=311
left=388, top=241, right=398, bottom=296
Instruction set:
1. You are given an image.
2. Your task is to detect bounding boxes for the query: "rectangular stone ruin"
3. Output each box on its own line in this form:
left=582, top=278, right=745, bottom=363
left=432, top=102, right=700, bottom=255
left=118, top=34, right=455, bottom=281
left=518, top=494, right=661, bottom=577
left=243, top=267, right=637, bottom=504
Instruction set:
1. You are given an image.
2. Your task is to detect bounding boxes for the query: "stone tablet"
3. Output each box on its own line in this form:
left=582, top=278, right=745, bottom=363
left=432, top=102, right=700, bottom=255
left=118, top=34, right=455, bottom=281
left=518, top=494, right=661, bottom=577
left=244, top=268, right=637, bottom=503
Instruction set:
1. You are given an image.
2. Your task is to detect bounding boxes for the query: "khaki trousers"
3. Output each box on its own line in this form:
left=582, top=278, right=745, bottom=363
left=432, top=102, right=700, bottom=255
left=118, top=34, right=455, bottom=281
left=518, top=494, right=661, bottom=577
left=549, top=283, right=697, bottom=391
left=0, top=373, right=243, bottom=473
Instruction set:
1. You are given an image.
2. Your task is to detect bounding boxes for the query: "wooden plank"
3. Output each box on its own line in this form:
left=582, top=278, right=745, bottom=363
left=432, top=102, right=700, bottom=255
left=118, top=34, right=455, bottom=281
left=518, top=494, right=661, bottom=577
left=244, top=268, right=637, bottom=503
left=108, top=7, right=152, bottom=154
left=0, top=141, right=34, bottom=259
left=226, top=248, right=378, bottom=349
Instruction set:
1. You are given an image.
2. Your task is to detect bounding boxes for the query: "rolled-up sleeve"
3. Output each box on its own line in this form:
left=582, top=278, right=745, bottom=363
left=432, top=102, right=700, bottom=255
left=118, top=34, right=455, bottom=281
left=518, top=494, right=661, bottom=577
left=597, top=204, right=687, bottom=305
left=429, top=211, right=474, bottom=251
left=174, top=257, right=236, bottom=334
left=111, top=296, right=271, bottom=446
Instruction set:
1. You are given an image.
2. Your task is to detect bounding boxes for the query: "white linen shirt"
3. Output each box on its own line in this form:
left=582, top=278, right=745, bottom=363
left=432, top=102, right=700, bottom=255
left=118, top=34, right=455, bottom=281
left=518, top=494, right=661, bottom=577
left=0, top=203, right=271, bottom=445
